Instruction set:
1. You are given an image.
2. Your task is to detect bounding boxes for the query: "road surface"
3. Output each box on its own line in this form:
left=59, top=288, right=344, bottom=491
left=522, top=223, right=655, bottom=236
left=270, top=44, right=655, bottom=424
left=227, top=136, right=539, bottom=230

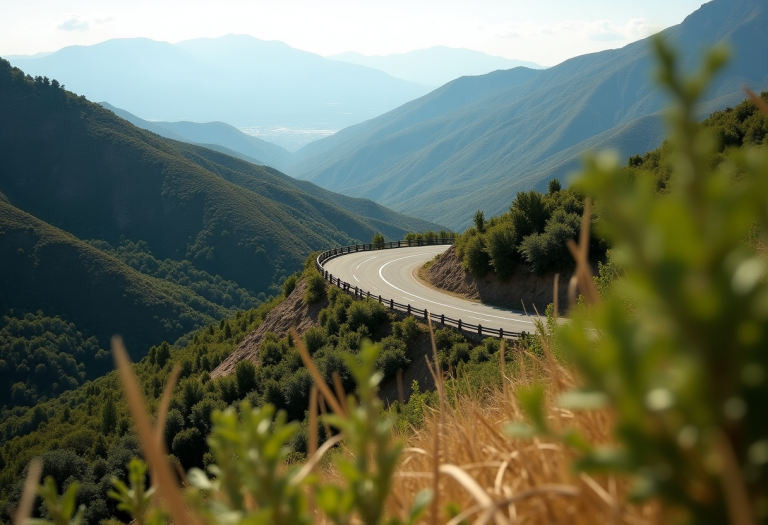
left=322, top=245, right=537, bottom=334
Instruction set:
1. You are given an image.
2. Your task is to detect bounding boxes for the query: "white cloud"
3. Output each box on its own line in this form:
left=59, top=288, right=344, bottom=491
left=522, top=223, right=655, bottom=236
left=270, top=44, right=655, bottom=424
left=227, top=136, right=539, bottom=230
left=495, top=17, right=660, bottom=42
left=57, top=14, right=89, bottom=32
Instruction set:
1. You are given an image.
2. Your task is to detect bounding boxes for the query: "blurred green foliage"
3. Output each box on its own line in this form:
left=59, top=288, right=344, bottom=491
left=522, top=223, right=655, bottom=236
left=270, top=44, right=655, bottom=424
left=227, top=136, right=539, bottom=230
left=512, top=39, right=768, bottom=523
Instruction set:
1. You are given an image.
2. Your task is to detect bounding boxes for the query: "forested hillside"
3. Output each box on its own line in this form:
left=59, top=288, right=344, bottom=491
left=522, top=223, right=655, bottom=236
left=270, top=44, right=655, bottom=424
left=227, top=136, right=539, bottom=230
left=0, top=57, right=440, bottom=413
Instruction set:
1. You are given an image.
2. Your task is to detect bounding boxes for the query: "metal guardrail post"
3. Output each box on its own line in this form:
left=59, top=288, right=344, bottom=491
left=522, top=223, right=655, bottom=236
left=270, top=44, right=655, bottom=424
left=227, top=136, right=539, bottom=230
left=499, top=328, right=503, bottom=338
left=458, top=319, right=462, bottom=331
left=478, top=324, right=482, bottom=336
left=407, top=304, right=411, bottom=315
left=441, top=314, right=445, bottom=325
left=390, top=299, right=394, bottom=310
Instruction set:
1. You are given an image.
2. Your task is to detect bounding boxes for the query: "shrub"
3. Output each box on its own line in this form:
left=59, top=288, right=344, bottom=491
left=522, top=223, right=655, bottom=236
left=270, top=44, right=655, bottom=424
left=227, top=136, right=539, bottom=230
left=470, top=345, right=491, bottom=363
left=280, top=368, right=313, bottom=421
left=449, top=342, right=472, bottom=368
left=371, top=233, right=385, bottom=248
left=392, top=316, right=419, bottom=341
left=518, top=211, right=581, bottom=274
left=461, top=233, right=491, bottom=277
left=260, top=337, right=285, bottom=367
left=434, top=327, right=464, bottom=352
left=282, top=273, right=300, bottom=297
left=346, top=299, right=387, bottom=333
left=376, top=336, right=410, bottom=379
left=235, top=360, right=257, bottom=397
left=485, top=222, right=519, bottom=280
left=303, top=326, right=326, bottom=355
left=303, top=271, right=326, bottom=304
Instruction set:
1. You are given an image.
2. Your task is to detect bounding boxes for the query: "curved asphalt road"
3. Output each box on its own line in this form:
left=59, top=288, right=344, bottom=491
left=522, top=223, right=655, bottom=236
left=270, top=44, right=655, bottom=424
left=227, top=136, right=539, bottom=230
left=322, top=245, right=537, bottom=334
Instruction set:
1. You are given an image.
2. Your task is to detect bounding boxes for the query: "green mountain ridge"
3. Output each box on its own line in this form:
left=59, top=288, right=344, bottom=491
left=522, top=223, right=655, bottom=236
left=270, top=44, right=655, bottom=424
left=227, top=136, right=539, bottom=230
left=0, top=199, right=225, bottom=358
left=0, top=57, right=442, bottom=413
left=288, top=0, right=768, bottom=229
left=0, top=58, right=441, bottom=297
left=98, top=102, right=293, bottom=171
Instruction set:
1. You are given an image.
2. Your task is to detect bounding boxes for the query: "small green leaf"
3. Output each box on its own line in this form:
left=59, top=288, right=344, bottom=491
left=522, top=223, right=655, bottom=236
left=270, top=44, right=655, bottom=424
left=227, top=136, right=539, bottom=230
left=503, top=421, right=538, bottom=438
left=558, top=390, right=609, bottom=411
left=407, top=489, right=433, bottom=524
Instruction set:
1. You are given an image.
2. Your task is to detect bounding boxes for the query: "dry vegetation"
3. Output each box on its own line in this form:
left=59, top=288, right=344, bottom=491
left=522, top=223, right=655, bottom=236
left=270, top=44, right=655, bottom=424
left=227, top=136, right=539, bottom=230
left=388, top=352, right=658, bottom=525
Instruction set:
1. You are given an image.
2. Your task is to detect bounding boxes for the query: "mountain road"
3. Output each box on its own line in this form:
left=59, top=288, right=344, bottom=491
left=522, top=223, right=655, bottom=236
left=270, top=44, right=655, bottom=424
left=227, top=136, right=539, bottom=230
left=321, top=245, right=537, bottom=335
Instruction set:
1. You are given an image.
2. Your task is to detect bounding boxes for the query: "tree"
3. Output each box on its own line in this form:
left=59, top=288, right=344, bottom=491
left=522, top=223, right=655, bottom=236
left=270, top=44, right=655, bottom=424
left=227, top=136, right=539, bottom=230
left=547, top=178, right=562, bottom=193
left=371, top=233, right=385, bottom=249
left=235, top=360, right=257, bottom=397
left=461, top=234, right=491, bottom=277
left=101, top=395, right=117, bottom=435
left=510, top=190, right=549, bottom=237
left=485, top=222, right=520, bottom=280
left=155, top=341, right=171, bottom=368
left=473, top=210, right=486, bottom=233
left=172, top=427, right=207, bottom=469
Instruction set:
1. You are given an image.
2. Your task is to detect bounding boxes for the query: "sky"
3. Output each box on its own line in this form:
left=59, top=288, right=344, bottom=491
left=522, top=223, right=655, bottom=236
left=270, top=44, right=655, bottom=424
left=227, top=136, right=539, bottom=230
left=0, top=0, right=708, bottom=66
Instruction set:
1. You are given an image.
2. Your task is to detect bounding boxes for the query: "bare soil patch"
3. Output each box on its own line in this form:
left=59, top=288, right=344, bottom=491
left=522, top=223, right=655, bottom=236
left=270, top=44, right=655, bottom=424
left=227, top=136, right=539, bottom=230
left=211, top=278, right=329, bottom=379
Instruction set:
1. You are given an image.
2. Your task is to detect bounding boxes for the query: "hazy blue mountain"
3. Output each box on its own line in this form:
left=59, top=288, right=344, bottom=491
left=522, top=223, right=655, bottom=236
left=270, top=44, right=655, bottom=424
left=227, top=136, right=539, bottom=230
left=99, top=102, right=292, bottom=171
left=328, top=46, right=542, bottom=86
left=6, top=35, right=432, bottom=148
left=291, top=0, right=768, bottom=229
left=3, top=52, right=53, bottom=61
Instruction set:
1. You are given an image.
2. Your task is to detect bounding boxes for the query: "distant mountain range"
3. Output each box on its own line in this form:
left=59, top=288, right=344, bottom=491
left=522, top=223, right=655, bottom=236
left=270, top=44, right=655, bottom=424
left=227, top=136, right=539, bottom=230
left=4, top=35, right=433, bottom=149
left=327, top=47, right=543, bottom=87
left=0, top=57, right=440, bottom=358
left=287, top=0, right=768, bottom=229
left=99, top=102, right=294, bottom=172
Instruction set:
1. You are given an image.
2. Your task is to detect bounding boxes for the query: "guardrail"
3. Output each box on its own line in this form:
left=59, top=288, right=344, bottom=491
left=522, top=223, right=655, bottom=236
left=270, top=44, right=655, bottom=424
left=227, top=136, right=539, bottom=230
left=315, top=238, right=523, bottom=341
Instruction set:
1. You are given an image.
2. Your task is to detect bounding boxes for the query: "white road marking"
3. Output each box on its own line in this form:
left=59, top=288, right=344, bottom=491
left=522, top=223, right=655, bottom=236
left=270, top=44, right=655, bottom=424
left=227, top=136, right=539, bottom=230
left=355, top=256, right=377, bottom=270
left=377, top=253, right=534, bottom=325
left=469, top=316, right=493, bottom=323
left=353, top=274, right=360, bottom=282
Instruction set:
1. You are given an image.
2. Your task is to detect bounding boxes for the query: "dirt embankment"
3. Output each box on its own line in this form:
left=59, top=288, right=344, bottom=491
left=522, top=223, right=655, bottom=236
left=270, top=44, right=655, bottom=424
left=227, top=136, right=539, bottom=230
left=423, top=245, right=571, bottom=313
left=211, top=278, right=329, bottom=379
left=210, top=277, right=436, bottom=403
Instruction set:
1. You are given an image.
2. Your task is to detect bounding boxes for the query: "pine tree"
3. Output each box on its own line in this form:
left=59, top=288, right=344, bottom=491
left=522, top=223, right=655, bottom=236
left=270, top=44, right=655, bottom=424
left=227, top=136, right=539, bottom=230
left=101, top=395, right=117, bottom=435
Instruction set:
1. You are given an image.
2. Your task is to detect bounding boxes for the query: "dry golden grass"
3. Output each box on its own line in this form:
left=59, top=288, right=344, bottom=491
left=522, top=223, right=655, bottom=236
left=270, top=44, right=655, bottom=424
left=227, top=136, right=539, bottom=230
left=387, top=353, right=659, bottom=525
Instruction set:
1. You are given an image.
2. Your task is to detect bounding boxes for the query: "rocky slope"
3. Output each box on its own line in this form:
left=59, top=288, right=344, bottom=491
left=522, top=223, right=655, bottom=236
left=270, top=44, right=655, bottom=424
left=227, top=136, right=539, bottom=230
left=424, top=246, right=571, bottom=313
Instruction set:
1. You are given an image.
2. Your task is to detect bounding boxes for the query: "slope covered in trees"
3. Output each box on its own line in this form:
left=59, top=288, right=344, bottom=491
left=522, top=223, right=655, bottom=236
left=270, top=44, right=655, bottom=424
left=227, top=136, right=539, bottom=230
left=0, top=57, right=440, bottom=297
left=0, top=267, right=507, bottom=524
left=0, top=199, right=226, bottom=361
left=0, top=57, right=440, bottom=413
